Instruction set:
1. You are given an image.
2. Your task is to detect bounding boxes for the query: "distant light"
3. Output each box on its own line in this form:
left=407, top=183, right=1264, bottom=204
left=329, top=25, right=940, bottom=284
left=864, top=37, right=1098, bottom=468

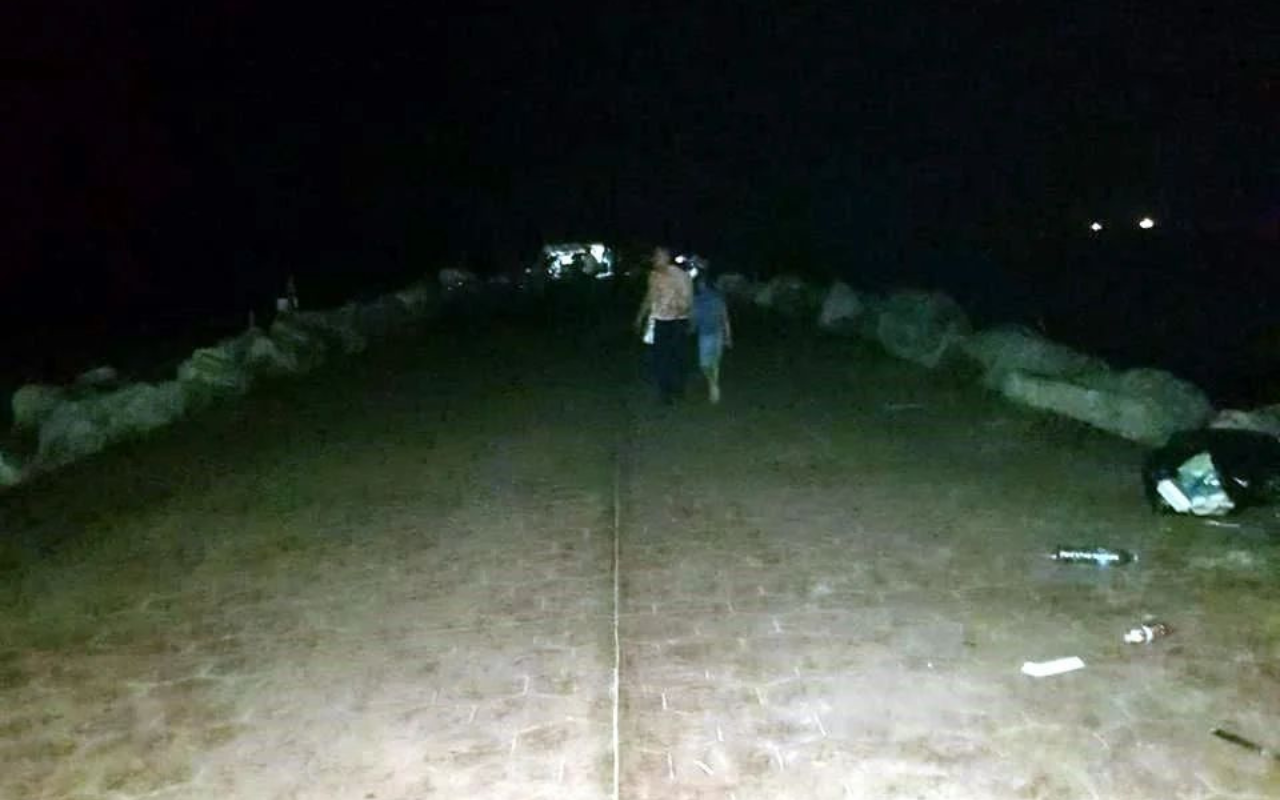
left=689, top=267, right=699, bottom=278
left=1138, top=217, right=1155, bottom=229
left=1089, top=221, right=1104, bottom=232
left=674, top=255, right=686, bottom=264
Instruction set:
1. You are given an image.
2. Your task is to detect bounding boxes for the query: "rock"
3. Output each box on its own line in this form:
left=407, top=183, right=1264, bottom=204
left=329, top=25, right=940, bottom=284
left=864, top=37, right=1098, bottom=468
left=960, top=325, right=1110, bottom=388
left=354, top=294, right=416, bottom=339
left=486, top=273, right=515, bottom=291
left=245, top=331, right=303, bottom=377
left=95, top=382, right=188, bottom=437
left=754, top=275, right=815, bottom=317
left=1000, top=367, right=1213, bottom=446
left=438, top=268, right=480, bottom=294
left=35, top=382, right=190, bottom=468
left=268, top=317, right=327, bottom=373
left=852, top=293, right=886, bottom=340
left=875, top=290, right=972, bottom=369
left=12, top=384, right=68, bottom=432
left=177, top=341, right=253, bottom=408
left=292, top=308, right=367, bottom=355
left=1209, top=407, right=1280, bottom=439
left=36, top=400, right=111, bottom=468
left=1110, top=368, right=1214, bottom=431
left=715, top=273, right=756, bottom=304
left=73, top=365, right=121, bottom=389
left=0, top=449, right=23, bottom=487
left=817, top=281, right=864, bottom=335
left=395, top=280, right=440, bottom=317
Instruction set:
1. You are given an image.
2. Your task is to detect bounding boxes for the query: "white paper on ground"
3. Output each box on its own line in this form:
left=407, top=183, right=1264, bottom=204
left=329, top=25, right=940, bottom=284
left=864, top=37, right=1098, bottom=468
left=1020, top=656, right=1086, bottom=677
left=1156, top=479, right=1192, bottom=513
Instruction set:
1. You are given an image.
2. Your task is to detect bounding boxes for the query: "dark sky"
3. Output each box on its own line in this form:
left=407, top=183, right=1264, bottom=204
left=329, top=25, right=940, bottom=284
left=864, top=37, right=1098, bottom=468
left=2, top=2, right=1275, bottom=326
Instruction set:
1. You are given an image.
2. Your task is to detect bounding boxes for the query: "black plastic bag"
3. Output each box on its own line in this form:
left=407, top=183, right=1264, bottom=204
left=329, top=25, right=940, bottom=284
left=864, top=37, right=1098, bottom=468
left=1142, top=429, right=1280, bottom=514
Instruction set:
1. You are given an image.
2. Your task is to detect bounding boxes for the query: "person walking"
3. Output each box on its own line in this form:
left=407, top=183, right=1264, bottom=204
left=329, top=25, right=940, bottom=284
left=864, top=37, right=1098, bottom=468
left=692, top=273, right=732, bottom=403
left=634, top=247, right=693, bottom=403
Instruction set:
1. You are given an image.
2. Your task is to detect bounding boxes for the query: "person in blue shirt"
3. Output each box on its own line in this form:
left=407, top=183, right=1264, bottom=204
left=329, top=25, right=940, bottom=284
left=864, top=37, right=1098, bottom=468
left=692, top=273, right=733, bottom=404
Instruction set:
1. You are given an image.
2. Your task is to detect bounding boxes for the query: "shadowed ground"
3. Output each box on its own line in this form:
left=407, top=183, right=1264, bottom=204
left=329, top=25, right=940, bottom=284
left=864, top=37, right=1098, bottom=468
left=1, top=303, right=1278, bottom=799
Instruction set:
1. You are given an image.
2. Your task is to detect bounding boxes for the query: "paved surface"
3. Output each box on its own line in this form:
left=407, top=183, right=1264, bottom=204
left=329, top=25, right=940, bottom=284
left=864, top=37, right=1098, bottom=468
left=1, top=308, right=1278, bottom=799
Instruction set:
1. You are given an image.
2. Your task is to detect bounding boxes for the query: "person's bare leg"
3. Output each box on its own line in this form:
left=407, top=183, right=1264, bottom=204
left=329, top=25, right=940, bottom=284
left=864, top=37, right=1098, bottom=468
left=708, top=363, right=721, bottom=404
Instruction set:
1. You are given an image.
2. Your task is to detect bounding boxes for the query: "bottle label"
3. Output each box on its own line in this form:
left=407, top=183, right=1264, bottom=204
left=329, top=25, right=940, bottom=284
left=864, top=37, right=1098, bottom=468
left=1056, top=549, right=1121, bottom=564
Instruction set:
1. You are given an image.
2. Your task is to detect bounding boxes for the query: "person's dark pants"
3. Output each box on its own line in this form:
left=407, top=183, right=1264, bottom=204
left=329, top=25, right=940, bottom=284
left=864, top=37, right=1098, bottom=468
left=652, top=318, right=688, bottom=402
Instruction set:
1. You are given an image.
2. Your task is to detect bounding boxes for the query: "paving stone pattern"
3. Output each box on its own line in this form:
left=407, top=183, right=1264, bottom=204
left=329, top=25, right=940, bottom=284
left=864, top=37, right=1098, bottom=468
left=1, top=320, right=1278, bottom=799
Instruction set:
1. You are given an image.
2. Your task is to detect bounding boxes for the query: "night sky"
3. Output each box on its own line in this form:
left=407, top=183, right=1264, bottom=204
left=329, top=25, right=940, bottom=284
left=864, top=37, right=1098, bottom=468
left=2, top=3, right=1276, bottom=371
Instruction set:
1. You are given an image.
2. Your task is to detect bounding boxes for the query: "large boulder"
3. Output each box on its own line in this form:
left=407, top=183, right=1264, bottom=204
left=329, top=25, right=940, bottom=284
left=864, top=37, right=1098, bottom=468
left=817, top=281, right=864, bottom=335
left=1209, top=407, right=1280, bottom=439
left=73, top=365, right=121, bottom=390
left=12, top=384, right=68, bottom=432
left=95, top=382, right=188, bottom=437
left=395, top=280, right=441, bottom=318
left=960, top=326, right=1110, bottom=389
left=36, top=382, right=189, bottom=468
left=267, top=316, right=327, bottom=373
left=715, top=273, right=756, bottom=305
left=438, top=268, right=481, bottom=296
left=245, top=331, right=303, bottom=377
left=754, top=275, right=817, bottom=317
left=851, top=292, right=886, bottom=340
left=1000, top=367, right=1213, bottom=446
left=354, top=294, right=417, bottom=339
left=1109, top=368, right=1215, bottom=430
left=874, top=290, right=972, bottom=369
left=36, top=400, right=112, bottom=468
left=292, top=308, right=367, bottom=355
left=177, top=340, right=254, bottom=408
left=0, top=449, right=23, bottom=487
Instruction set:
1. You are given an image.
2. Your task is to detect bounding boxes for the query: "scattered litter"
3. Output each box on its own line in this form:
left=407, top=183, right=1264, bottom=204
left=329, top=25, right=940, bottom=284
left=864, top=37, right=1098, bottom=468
left=1211, top=728, right=1280, bottom=761
left=1202, top=519, right=1242, bottom=529
left=1021, top=656, right=1086, bottom=677
left=1155, top=477, right=1196, bottom=513
left=1049, top=545, right=1137, bottom=566
left=883, top=402, right=927, bottom=412
left=1144, top=429, right=1280, bottom=516
left=1123, top=621, right=1172, bottom=644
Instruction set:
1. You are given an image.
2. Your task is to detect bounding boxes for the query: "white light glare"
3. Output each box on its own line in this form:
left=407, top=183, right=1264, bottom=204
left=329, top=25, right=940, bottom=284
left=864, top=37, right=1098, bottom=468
left=589, top=243, right=606, bottom=261
left=1138, top=217, right=1155, bottom=229
left=1089, top=221, right=1103, bottom=232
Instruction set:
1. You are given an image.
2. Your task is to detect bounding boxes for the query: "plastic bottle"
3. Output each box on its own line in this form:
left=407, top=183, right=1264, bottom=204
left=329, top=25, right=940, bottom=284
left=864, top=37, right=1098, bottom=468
left=1123, top=621, right=1171, bottom=644
left=1049, top=546, right=1137, bottom=566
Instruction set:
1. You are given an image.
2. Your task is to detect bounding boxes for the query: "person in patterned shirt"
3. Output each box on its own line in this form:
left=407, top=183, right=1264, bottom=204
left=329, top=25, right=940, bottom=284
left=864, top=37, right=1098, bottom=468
left=634, top=247, right=693, bottom=403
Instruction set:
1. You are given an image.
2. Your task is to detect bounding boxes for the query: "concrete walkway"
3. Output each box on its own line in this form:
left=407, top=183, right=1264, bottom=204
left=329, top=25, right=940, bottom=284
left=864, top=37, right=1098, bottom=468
left=1, top=311, right=1277, bottom=799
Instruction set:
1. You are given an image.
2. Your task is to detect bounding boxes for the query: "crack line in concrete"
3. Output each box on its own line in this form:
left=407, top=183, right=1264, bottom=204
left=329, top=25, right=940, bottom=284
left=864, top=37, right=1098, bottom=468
left=611, top=430, right=625, bottom=800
